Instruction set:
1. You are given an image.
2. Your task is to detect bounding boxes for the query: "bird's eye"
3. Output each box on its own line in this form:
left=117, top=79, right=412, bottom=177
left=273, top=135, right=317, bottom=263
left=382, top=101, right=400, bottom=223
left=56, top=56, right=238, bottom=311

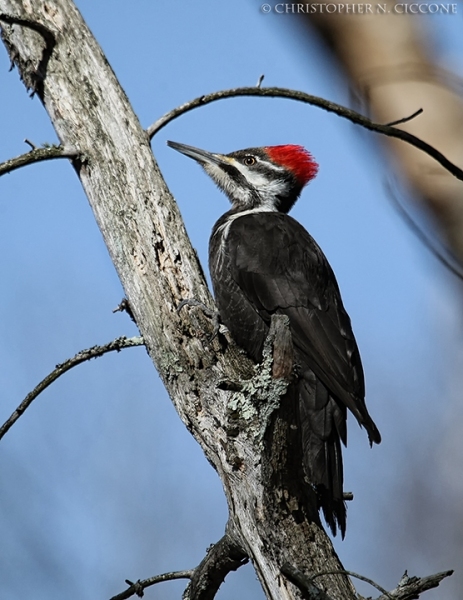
left=243, top=156, right=256, bottom=166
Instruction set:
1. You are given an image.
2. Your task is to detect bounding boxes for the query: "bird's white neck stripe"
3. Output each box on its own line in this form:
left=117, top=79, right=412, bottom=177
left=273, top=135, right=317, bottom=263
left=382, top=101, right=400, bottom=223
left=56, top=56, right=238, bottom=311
left=215, top=206, right=277, bottom=241
left=228, top=205, right=278, bottom=220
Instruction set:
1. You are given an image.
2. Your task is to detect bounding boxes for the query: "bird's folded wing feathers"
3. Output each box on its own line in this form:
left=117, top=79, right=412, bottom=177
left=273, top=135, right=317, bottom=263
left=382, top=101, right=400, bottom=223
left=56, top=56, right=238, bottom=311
left=228, top=213, right=376, bottom=430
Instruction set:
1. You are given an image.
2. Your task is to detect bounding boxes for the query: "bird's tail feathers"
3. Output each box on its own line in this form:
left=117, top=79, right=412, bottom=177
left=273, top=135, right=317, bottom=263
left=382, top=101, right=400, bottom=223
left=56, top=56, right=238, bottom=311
left=299, top=376, right=347, bottom=537
left=364, top=417, right=382, bottom=446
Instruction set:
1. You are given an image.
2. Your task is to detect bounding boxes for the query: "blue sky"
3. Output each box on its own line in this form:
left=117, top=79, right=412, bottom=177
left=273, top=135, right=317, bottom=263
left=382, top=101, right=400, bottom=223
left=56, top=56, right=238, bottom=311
left=1, top=2, right=462, bottom=599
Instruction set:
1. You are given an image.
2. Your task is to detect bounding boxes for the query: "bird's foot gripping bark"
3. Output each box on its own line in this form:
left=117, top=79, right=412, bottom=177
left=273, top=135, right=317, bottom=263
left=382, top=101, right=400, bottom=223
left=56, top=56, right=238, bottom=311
left=177, top=298, right=221, bottom=341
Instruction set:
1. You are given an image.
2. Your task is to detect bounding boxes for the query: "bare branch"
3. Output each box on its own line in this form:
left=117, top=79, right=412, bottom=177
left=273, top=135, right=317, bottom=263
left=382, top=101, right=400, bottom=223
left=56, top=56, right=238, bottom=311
left=282, top=565, right=453, bottom=600
left=377, top=569, right=454, bottom=600
left=0, top=336, right=144, bottom=441
left=110, top=530, right=247, bottom=600
left=110, top=570, right=194, bottom=600
left=0, top=144, right=78, bottom=177
left=184, top=530, right=248, bottom=600
left=147, top=86, right=463, bottom=182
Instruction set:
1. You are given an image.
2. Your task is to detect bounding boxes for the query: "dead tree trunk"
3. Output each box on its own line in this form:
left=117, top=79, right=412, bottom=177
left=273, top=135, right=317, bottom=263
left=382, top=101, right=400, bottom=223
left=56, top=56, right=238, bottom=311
left=0, top=1, right=358, bottom=598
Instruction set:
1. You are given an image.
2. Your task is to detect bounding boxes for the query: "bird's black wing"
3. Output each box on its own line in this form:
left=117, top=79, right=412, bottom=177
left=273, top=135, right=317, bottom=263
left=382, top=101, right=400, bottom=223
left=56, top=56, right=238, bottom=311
left=226, top=212, right=380, bottom=444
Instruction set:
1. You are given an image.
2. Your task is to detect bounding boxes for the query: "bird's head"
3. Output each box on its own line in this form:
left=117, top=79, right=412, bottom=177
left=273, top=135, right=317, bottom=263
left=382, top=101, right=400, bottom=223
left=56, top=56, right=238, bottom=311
left=167, top=141, right=318, bottom=214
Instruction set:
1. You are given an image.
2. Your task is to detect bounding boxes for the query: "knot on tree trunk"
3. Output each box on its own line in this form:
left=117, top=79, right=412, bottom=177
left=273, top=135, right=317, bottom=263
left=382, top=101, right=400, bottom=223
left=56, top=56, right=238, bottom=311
left=223, top=313, right=295, bottom=446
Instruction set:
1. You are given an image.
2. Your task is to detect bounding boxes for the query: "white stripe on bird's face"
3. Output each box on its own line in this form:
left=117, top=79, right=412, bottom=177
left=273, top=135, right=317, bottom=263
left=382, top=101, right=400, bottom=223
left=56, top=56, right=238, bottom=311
left=202, top=160, right=252, bottom=205
left=204, top=155, right=289, bottom=210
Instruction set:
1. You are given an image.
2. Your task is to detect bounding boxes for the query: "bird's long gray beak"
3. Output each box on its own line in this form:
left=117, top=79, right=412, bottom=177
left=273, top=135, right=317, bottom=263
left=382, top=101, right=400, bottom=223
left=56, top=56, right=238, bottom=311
left=167, top=140, right=226, bottom=166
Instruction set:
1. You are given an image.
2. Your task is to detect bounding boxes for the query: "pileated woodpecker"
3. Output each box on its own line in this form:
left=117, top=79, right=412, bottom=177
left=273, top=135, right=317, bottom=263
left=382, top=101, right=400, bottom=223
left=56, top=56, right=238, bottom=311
left=167, top=140, right=381, bottom=537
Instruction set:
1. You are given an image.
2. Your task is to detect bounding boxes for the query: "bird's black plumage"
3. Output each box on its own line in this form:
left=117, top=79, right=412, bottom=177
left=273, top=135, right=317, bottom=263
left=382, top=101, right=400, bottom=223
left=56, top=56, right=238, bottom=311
left=167, top=140, right=381, bottom=537
left=209, top=210, right=380, bottom=536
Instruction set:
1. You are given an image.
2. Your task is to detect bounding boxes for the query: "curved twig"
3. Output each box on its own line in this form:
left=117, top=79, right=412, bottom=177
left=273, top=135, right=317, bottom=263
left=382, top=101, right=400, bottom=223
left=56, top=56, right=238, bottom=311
left=0, top=336, right=144, bottom=441
left=385, top=108, right=423, bottom=127
left=0, top=144, right=78, bottom=177
left=310, top=569, right=392, bottom=598
left=110, top=570, right=194, bottom=600
left=147, top=86, right=463, bottom=182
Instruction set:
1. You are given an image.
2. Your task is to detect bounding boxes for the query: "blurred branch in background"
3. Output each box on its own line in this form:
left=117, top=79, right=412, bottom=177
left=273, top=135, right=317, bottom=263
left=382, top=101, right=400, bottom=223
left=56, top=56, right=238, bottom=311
left=302, top=1, right=463, bottom=263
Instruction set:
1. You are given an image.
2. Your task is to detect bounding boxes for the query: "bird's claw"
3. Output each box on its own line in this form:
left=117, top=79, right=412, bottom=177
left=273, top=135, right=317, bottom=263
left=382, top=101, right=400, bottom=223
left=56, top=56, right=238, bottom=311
left=177, top=298, right=221, bottom=341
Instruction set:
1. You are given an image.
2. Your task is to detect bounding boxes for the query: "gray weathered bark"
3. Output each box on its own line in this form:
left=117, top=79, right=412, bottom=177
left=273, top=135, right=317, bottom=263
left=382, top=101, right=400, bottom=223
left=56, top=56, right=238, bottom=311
left=0, top=1, right=356, bottom=599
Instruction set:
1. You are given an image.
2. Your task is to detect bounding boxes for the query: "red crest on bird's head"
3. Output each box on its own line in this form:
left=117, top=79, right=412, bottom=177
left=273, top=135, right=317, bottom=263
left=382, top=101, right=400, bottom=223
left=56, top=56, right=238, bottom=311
left=265, top=145, right=319, bottom=186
